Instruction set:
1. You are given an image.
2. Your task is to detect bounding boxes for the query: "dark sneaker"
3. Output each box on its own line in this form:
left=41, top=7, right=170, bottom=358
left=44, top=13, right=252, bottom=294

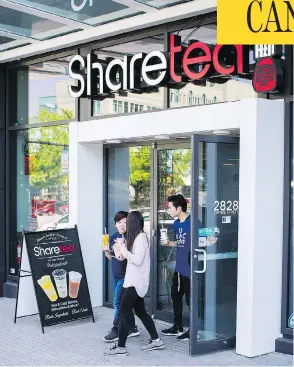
left=161, top=325, right=183, bottom=336
left=104, top=344, right=128, bottom=356
left=141, top=338, right=164, bottom=351
left=128, top=326, right=140, bottom=338
left=177, top=330, right=189, bottom=341
left=103, top=329, right=118, bottom=343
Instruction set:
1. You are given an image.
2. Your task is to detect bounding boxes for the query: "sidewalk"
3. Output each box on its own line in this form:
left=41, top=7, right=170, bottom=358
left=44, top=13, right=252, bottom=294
left=0, top=298, right=292, bottom=366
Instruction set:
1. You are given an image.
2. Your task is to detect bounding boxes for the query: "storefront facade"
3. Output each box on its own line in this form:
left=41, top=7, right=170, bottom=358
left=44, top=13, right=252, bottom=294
left=0, top=1, right=292, bottom=357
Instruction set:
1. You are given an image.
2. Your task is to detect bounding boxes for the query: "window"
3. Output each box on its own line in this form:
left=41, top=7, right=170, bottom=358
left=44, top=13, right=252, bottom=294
left=93, top=100, right=101, bottom=115
left=9, top=125, right=69, bottom=275
left=91, top=35, right=164, bottom=118
left=202, top=94, right=206, bottom=104
left=118, top=101, right=123, bottom=114
left=213, top=96, right=217, bottom=103
left=9, top=56, right=76, bottom=126
left=124, top=102, right=129, bottom=113
left=168, top=25, right=258, bottom=110
left=188, top=91, right=193, bottom=105
left=113, top=100, right=118, bottom=113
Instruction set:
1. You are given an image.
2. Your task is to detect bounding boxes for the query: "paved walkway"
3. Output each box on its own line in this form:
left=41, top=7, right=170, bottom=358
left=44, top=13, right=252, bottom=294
left=0, top=298, right=292, bottom=366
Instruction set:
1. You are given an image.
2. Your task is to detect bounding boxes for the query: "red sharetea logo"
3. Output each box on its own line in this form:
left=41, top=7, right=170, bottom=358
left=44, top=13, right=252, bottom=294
left=34, top=244, right=75, bottom=257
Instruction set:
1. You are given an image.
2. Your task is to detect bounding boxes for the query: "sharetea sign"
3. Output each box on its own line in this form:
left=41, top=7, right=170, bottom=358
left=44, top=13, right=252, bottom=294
left=68, top=34, right=250, bottom=99
left=15, top=228, right=94, bottom=332
left=217, top=0, right=294, bottom=44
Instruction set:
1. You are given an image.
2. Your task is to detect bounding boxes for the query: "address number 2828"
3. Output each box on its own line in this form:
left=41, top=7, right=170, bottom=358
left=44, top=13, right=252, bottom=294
left=213, top=200, right=239, bottom=214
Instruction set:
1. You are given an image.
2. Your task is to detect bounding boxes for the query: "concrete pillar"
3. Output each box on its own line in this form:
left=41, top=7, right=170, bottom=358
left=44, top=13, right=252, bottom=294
left=69, top=121, right=104, bottom=307
left=236, top=98, right=285, bottom=356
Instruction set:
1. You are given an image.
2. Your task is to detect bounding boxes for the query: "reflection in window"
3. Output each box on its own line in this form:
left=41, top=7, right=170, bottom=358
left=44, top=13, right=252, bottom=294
left=93, top=100, right=101, bottom=116
left=9, top=125, right=69, bottom=275
left=107, top=146, right=151, bottom=309
left=124, top=102, right=129, bottom=113
left=92, top=36, right=164, bottom=118
left=168, top=25, right=258, bottom=110
left=157, top=148, right=191, bottom=315
left=188, top=91, right=193, bottom=105
left=118, top=101, right=123, bottom=114
left=9, top=56, right=76, bottom=126
left=113, top=100, right=118, bottom=113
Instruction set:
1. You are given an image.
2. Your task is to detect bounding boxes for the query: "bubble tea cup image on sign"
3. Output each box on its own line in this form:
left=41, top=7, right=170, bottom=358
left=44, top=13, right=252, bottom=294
left=52, top=269, right=68, bottom=298
left=69, top=271, right=82, bottom=299
left=37, top=275, right=58, bottom=302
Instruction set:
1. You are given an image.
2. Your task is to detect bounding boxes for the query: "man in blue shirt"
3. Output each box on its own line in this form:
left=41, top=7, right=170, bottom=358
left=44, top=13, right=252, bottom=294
left=160, top=194, right=192, bottom=341
left=102, top=211, right=139, bottom=342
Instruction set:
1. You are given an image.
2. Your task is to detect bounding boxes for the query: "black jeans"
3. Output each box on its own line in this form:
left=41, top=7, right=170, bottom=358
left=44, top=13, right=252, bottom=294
left=171, top=272, right=190, bottom=329
left=118, top=287, right=158, bottom=347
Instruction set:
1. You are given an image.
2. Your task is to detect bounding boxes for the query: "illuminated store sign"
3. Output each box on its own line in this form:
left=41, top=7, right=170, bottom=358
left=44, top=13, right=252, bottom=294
left=68, top=34, right=250, bottom=98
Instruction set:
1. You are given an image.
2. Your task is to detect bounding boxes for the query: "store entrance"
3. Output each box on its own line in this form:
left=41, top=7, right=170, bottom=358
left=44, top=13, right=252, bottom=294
left=105, top=136, right=239, bottom=355
left=190, top=135, right=239, bottom=355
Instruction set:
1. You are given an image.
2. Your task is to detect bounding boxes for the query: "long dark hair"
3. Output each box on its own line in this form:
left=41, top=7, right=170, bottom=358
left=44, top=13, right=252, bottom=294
left=126, top=211, right=144, bottom=251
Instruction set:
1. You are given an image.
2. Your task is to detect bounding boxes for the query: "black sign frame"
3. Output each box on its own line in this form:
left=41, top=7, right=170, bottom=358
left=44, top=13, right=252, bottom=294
left=14, top=226, right=95, bottom=333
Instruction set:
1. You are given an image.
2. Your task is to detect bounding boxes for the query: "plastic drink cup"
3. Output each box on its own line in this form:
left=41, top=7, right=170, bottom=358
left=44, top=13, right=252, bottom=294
left=52, top=269, right=68, bottom=298
left=160, top=228, right=168, bottom=243
left=69, top=271, right=82, bottom=299
left=114, top=237, right=124, bottom=258
left=102, top=234, right=110, bottom=249
left=37, top=275, right=58, bottom=302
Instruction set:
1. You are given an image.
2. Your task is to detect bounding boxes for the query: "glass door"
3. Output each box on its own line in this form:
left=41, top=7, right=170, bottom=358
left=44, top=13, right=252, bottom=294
left=190, top=135, right=239, bottom=355
left=153, top=142, right=191, bottom=322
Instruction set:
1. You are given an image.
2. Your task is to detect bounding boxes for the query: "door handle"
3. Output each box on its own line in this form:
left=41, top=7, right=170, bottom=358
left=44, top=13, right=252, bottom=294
left=194, top=248, right=206, bottom=274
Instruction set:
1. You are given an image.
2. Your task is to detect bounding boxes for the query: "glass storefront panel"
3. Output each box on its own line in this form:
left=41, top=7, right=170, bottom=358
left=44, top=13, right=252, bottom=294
left=6, top=0, right=143, bottom=26
left=156, top=146, right=191, bottom=316
left=92, top=36, right=165, bottom=118
left=107, top=146, right=151, bottom=308
left=9, top=57, right=76, bottom=126
left=9, top=125, right=69, bottom=275
left=168, top=25, right=257, bottom=109
left=0, top=5, right=67, bottom=39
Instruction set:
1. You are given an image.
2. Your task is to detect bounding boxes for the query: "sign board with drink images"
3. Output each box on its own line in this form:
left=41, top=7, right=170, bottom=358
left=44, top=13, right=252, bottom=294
left=14, top=226, right=94, bottom=332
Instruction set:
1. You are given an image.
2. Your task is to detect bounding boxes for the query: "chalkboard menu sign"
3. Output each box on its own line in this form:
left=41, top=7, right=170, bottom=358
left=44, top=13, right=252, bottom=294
left=17, top=227, right=94, bottom=330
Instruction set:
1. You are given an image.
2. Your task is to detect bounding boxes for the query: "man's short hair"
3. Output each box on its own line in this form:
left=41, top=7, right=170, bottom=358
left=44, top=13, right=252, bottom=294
left=114, top=211, right=128, bottom=223
left=167, top=194, right=187, bottom=212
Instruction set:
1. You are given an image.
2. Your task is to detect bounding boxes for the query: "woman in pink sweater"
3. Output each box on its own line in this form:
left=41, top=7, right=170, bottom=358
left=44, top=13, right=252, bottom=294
left=104, top=211, right=164, bottom=356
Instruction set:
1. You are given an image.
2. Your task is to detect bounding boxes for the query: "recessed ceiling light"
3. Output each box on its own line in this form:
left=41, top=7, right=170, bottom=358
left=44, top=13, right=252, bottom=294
left=154, top=134, right=170, bottom=140
left=105, top=139, right=121, bottom=144
left=212, top=130, right=231, bottom=135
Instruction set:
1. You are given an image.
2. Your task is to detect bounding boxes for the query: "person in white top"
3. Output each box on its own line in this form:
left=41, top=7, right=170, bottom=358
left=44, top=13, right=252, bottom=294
left=104, top=211, right=164, bottom=356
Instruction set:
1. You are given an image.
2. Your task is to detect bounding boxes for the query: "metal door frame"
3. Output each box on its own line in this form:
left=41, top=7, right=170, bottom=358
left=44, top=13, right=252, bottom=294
left=190, top=134, right=240, bottom=356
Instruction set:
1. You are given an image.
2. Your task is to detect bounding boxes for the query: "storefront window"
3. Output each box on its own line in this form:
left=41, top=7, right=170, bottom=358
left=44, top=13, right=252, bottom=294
left=106, top=146, right=151, bottom=308
left=92, top=36, right=164, bottom=118
left=9, top=56, right=76, bottom=126
left=168, top=25, right=257, bottom=109
left=9, top=125, right=69, bottom=275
